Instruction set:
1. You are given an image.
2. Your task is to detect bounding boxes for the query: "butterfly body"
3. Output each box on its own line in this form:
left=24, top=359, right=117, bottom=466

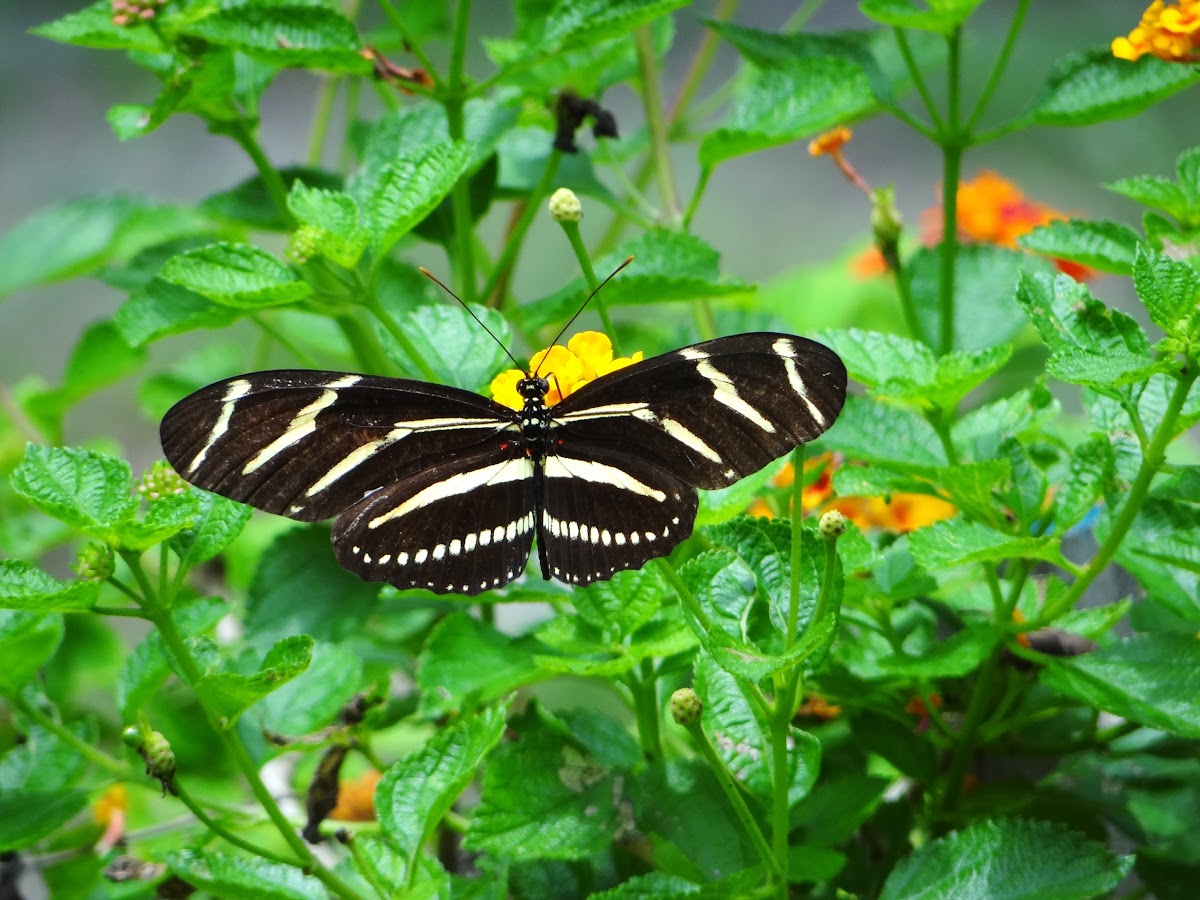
left=160, top=332, right=846, bottom=595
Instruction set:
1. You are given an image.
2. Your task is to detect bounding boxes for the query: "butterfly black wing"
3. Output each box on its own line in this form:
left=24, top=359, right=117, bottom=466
left=539, top=333, right=846, bottom=584
left=160, top=370, right=532, bottom=592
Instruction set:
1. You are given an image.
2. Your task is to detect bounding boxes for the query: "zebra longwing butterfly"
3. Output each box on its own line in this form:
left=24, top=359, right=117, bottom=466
left=160, top=333, right=846, bottom=595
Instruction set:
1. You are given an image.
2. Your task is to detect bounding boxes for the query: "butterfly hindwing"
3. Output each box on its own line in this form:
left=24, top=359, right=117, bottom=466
left=160, top=370, right=520, bottom=522
left=538, top=445, right=698, bottom=586
left=331, top=442, right=536, bottom=596
left=550, top=333, right=846, bottom=489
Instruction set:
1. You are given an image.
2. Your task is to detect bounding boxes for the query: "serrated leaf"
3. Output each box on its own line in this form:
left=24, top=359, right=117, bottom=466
left=847, top=711, right=937, bottom=781
left=0, top=720, right=93, bottom=793
left=170, top=491, right=252, bottom=567
left=202, top=167, right=343, bottom=231
left=815, top=328, right=936, bottom=390
left=161, top=242, right=312, bottom=309
left=907, top=244, right=1050, bottom=352
left=378, top=303, right=512, bottom=392
left=909, top=519, right=1064, bottom=569
left=1018, top=218, right=1141, bottom=275
left=881, top=818, right=1132, bottom=900
left=256, top=640, right=363, bottom=737
left=418, top=613, right=544, bottom=718
left=0, top=561, right=99, bottom=612
left=1054, top=435, right=1114, bottom=533
left=881, top=345, right=1013, bottom=411
left=178, top=4, right=371, bottom=74
left=114, top=278, right=241, bottom=346
left=31, top=1, right=163, bottom=52
left=1030, top=48, right=1200, bottom=127
left=701, top=29, right=881, bottom=167
left=363, top=141, right=474, bottom=255
left=286, top=183, right=368, bottom=268
left=570, top=566, right=667, bottom=636
left=1016, top=271, right=1151, bottom=357
left=822, top=395, right=947, bottom=470
left=380, top=704, right=508, bottom=860
left=466, top=707, right=617, bottom=861
left=196, top=635, right=313, bottom=726
left=1152, top=465, right=1200, bottom=504
left=0, top=195, right=211, bottom=298
left=859, top=0, right=983, bottom=34
left=952, top=383, right=1058, bottom=463
left=115, top=491, right=200, bottom=550
left=0, top=611, right=64, bottom=694
left=880, top=624, right=999, bottom=678
left=1133, top=246, right=1200, bottom=341
left=522, top=0, right=687, bottom=57
left=245, top=526, right=378, bottom=650
left=1045, top=347, right=1164, bottom=390
left=10, top=445, right=138, bottom=538
left=1106, top=174, right=1195, bottom=224
left=167, top=849, right=326, bottom=900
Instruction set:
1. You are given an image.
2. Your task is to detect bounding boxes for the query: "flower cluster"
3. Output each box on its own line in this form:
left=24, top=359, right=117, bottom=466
left=750, top=453, right=957, bottom=533
left=111, top=0, right=167, bottom=25
left=853, top=171, right=1093, bottom=281
left=137, top=460, right=187, bottom=501
left=491, top=332, right=643, bottom=410
left=1113, top=1, right=1200, bottom=62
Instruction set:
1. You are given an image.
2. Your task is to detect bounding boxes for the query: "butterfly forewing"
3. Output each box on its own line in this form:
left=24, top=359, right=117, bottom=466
left=331, top=442, right=536, bottom=595
left=549, top=333, right=847, bottom=490
left=160, top=371, right=520, bottom=522
left=538, top=445, right=699, bottom=586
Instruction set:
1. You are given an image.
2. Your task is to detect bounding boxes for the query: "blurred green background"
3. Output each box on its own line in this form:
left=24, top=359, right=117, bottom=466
left=1, top=2, right=1194, bottom=456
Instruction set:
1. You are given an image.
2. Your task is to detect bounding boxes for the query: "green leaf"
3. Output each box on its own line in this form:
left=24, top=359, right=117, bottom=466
left=822, top=395, right=947, bottom=470
left=245, top=526, right=379, bottom=650
left=1133, top=246, right=1200, bottom=341
left=570, top=566, right=667, bottom=637
left=31, top=0, right=165, bottom=51
left=178, top=4, right=371, bottom=74
left=907, top=244, right=1050, bottom=352
left=0, top=788, right=89, bottom=852
left=0, top=716, right=95, bottom=847
left=909, top=519, right=1065, bottom=569
left=117, top=597, right=227, bottom=718
left=519, top=230, right=749, bottom=331
left=0, top=195, right=211, bottom=298
left=1018, top=218, right=1141, bottom=275
left=170, top=491, right=252, bottom=567
left=1106, top=174, right=1195, bottom=224
left=0, top=611, right=64, bottom=694
left=195, top=635, right=313, bottom=726
left=114, top=278, right=241, bottom=346
left=1153, top=465, right=1200, bottom=504
left=0, top=561, right=99, bottom=612
left=115, top=491, right=201, bottom=551
left=859, top=0, right=983, bottom=34
left=379, top=704, right=508, bottom=860
left=815, top=328, right=936, bottom=391
left=286, top=183, right=368, bottom=268
left=167, top=849, right=326, bottom=900
left=1045, top=347, right=1165, bottom=390
left=791, top=773, right=890, bottom=847
left=695, top=653, right=820, bottom=805
left=16, top=321, right=147, bottom=442
left=378, top=303, right=512, bottom=393
left=881, top=818, right=1132, bottom=900
left=696, top=461, right=781, bottom=526
left=466, top=706, right=618, bottom=861
left=1030, top=49, right=1200, bottom=127
left=881, top=345, right=1013, bottom=411
left=497, top=127, right=615, bottom=201
left=701, top=29, right=880, bottom=167
left=10, top=445, right=137, bottom=539
left=418, top=613, right=543, bottom=718
left=1054, top=435, right=1114, bottom=532
left=952, top=382, right=1058, bottom=463
left=520, top=0, right=687, bottom=57
left=202, top=167, right=343, bottom=231
left=1041, top=633, right=1200, bottom=738
left=256, top=641, right=363, bottom=737
left=161, top=242, right=312, bottom=309
left=880, top=624, right=999, bottom=678
left=362, top=141, right=474, bottom=255
left=848, top=711, right=937, bottom=781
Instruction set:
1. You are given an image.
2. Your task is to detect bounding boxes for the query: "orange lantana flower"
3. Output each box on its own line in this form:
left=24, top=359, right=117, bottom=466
left=491, top=332, right=643, bottom=410
left=851, top=171, right=1095, bottom=282
left=1113, top=1, right=1200, bottom=62
left=330, top=769, right=381, bottom=822
left=809, top=127, right=852, bottom=158
left=752, top=453, right=957, bottom=534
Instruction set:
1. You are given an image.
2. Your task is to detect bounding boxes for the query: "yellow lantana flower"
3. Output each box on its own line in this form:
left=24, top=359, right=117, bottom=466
left=1113, top=0, right=1200, bottom=61
left=490, top=331, right=644, bottom=411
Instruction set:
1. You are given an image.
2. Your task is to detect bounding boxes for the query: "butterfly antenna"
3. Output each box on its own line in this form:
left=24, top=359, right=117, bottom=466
left=419, top=267, right=524, bottom=371
left=534, top=255, right=634, bottom=377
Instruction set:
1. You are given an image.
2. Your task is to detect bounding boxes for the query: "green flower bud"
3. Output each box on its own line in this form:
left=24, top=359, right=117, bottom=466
left=669, top=688, right=703, bottom=725
left=121, top=725, right=144, bottom=749
left=548, top=188, right=583, bottom=224
left=137, top=461, right=187, bottom=502
left=73, top=542, right=115, bottom=582
left=287, top=224, right=323, bottom=264
left=818, top=509, right=847, bottom=540
left=139, top=729, right=176, bottom=794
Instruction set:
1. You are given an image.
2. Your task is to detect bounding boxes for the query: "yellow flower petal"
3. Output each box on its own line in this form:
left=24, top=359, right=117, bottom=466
left=595, top=350, right=643, bottom=377
left=489, top=369, right=525, bottom=411
left=566, top=331, right=614, bottom=379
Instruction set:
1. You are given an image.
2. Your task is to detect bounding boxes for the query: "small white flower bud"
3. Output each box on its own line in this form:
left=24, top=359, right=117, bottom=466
left=548, top=188, right=583, bottom=223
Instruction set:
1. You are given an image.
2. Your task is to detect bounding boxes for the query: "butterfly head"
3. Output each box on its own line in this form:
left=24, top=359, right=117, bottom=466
left=517, top=375, right=549, bottom=400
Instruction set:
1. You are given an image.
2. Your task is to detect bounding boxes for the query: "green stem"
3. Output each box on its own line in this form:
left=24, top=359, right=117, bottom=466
left=11, top=694, right=131, bottom=778
left=939, top=651, right=999, bottom=813
left=91, top=604, right=148, bottom=618
left=363, top=292, right=439, bottom=381
left=336, top=312, right=393, bottom=375
left=480, top=150, right=562, bottom=307
left=656, top=558, right=711, bottom=631
left=345, top=832, right=391, bottom=900
left=173, top=779, right=297, bottom=867
left=894, top=28, right=945, bottom=132
left=634, top=25, right=681, bottom=224
left=681, top=166, right=712, bottom=233
left=228, top=119, right=295, bottom=230
left=559, top=219, right=619, bottom=352
left=785, top=445, right=806, bottom=649
left=307, top=76, right=338, bottom=167
left=681, top=718, right=781, bottom=879
left=445, top=0, right=476, bottom=303
left=1038, top=367, right=1198, bottom=625
left=937, top=28, right=964, bottom=355
left=964, top=0, right=1031, bottom=132
left=252, top=315, right=321, bottom=368
left=631, top=661, right=663, bottom=760
left=889, top=254, right=923, bottom=343
left=769, top=682, right=793, bottom=897
left=884, top=102, right=937, bottom=141
left=375, top=0, right=440, bottom=82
